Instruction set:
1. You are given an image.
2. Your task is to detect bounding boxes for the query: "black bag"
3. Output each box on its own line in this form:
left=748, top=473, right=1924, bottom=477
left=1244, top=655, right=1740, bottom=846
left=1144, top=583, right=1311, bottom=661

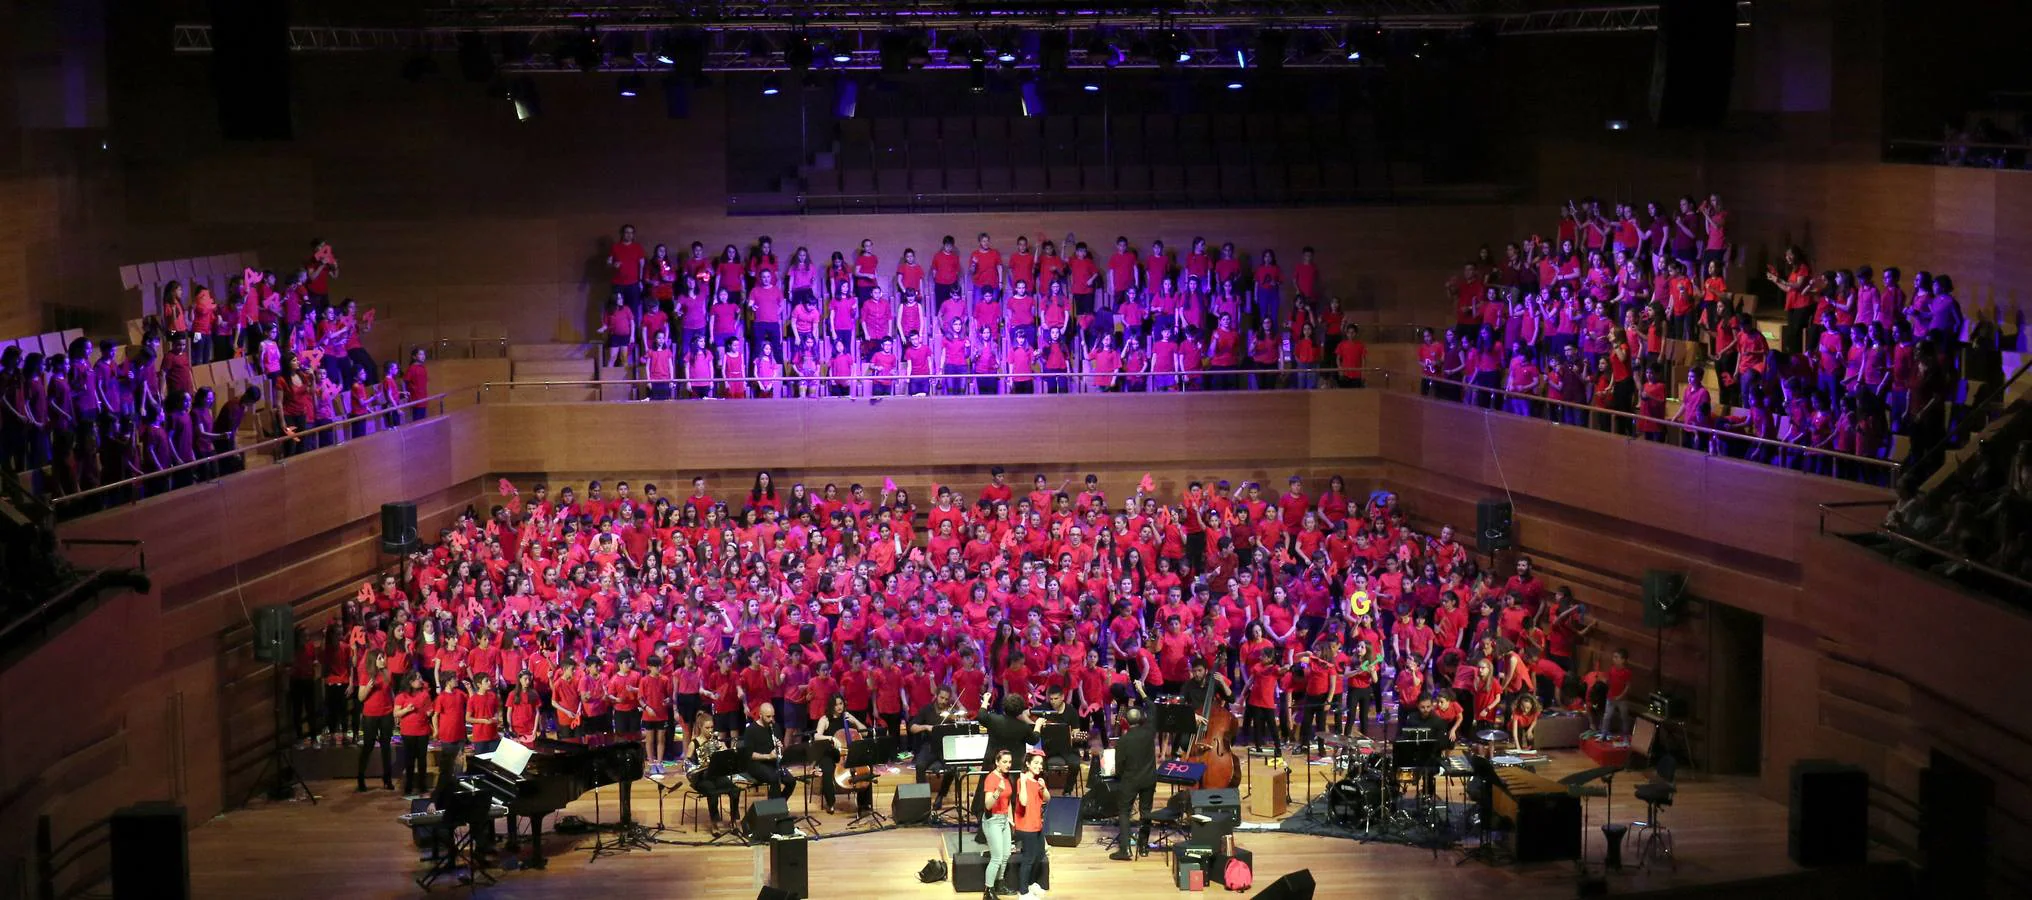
left=918, top=859, right=947, bottom=883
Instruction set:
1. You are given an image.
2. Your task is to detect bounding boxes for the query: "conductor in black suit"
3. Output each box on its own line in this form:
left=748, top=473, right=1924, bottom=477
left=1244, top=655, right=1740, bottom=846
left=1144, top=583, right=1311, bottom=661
left=974, top=691, right=1040, bottom=839
left=1109, top=706, right=1159, bottom=860
left=739, top=702, right=794, bottom=800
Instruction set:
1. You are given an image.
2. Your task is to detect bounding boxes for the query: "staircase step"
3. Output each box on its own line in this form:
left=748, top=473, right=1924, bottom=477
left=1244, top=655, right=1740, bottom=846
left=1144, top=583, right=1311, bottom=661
left=507, top=342, right=597, bottom=362
left=510, top=359, right=596, bottom=383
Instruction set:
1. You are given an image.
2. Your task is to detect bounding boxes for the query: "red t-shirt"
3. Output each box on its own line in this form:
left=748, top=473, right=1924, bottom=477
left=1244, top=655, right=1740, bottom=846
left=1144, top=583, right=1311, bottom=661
left=983, top=771, right=1014, bottom=816
left=931, top=250, right=962, bottom=286
left=1013, top=775, right=1047, bottom=832
left=397, top=689, right=434, bottom=737
left=969, top=248, right=1002, bottom=287
left=611, top=241, right=645, bottom=286
left=433, top=689, right=468, bottom=742
left=468, top=691, right=502, bottom=742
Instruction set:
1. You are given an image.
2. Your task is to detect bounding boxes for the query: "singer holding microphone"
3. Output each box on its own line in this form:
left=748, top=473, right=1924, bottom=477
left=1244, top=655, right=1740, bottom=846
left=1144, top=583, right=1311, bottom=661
left=1012, top=749, right=1051, bottom=900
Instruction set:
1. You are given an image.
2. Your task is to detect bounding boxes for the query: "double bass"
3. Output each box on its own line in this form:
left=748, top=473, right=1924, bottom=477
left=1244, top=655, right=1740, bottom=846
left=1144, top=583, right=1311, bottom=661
left=1185, top=652, right=1242, bottom=790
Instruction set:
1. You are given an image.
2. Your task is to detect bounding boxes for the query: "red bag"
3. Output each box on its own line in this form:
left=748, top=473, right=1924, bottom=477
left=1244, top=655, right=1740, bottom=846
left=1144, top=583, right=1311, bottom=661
left=1223, top=857, right=1253, bottom=891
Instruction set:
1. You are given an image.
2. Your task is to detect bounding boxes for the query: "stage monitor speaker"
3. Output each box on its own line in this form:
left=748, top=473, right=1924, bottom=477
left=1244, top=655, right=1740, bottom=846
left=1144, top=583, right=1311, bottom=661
left=1476, top=499, right=1514, bottom=554
left=111, top=801, right=190, bottom=900
left=1083, top=777, right=1117, bottom=817
left=207, top=0, right=292, bottom=140
left=999, top=851, right=1050, bottom=892
left=380, top=501, right=418, bottom=554
left=1043, top=795, right=1083, bottom=847
left=1256, top=868, right=1317, bottom=900
left=743, top=798, right=793, bottom=843
left=1789, top=760, right=1868, bottom=867
left=765, top=834, right=808, bottom=899
left=1642, top=570, right=1689, bottom=628
left=946, top=834, right=989, bottom=893
left=1191, top=787, right=1242, bottom=825
left=1920, top=750, right=1992, bottom=898
left=252, top=604, right=294, bottom=663
left=891, top=782, right=932, bottom=824
left=1649, top=0, right=1737, bottom=128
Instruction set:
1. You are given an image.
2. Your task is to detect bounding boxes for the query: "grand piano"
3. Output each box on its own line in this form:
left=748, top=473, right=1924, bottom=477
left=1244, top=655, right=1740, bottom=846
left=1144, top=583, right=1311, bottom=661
left=465, top=735, right=646, bottom=868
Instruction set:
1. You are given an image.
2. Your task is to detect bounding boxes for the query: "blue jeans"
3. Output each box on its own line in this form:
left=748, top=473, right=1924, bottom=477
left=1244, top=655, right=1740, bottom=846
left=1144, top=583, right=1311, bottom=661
left=982, top=813, right=1013, bottom=888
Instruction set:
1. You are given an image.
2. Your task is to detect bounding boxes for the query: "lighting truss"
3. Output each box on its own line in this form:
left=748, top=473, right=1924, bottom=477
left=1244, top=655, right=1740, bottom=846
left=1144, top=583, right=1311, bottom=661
left=171, top=2, right=1752, bottom=69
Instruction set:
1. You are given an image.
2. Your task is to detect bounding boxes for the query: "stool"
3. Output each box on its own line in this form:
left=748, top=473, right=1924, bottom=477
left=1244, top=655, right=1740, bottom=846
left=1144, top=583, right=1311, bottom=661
left=1632, top=756, right=1678, bottom=871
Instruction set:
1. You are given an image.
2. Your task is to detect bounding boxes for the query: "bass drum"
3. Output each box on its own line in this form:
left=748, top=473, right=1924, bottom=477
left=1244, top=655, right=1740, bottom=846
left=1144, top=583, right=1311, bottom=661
left=1326, top=776, right=1384, bottom=826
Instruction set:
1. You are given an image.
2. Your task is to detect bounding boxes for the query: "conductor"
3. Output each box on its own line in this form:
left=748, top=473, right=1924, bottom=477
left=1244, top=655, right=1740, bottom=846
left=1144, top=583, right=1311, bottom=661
left=1108, top=706, right=1159, bottom=860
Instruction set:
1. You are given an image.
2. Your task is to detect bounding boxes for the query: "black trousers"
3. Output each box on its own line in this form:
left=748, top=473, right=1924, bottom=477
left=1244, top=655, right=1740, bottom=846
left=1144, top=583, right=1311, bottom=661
left=746, top=763, right=794, bottom=799
left=289, top=677, right=316, bottom=739
left=1117, top=781, right=1155, bottom=849
left=357, top=714, right=394, bottom=787
left=401, top=734, right=431, bottom=794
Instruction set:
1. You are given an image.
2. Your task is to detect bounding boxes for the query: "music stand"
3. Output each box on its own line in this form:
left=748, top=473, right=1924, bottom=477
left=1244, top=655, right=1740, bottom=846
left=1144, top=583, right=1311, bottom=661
left=1558, top=765, right=1620, bottom=877
left=786, top=740, right=824, bottom=835
left=1455, top=754, right=1510, bottom=867
left=842, top=738, right=891, bottom=828
left=936, top=732, right=988, bottom=829
left=701, top=748, right=749, bottom=845
left=1152, top=704, right=1194, bottom=746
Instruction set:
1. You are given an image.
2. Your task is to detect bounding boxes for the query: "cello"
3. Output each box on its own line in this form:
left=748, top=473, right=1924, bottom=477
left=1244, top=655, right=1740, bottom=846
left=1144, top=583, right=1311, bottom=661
left=1185, top=651, right=1242, bottom=790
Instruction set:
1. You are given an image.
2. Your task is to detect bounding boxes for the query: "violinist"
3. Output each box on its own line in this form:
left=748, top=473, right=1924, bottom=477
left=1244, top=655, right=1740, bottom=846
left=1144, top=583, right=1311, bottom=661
left=907, top=686, right=967, bottom=807
left=1036, top=684, right=1088, bottom=788
left=815, top=694, right=871, bottom=814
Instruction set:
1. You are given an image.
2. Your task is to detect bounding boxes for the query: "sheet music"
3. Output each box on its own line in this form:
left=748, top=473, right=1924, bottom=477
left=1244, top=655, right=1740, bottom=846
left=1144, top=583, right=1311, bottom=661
left=478, top=738, right=535, bottom=777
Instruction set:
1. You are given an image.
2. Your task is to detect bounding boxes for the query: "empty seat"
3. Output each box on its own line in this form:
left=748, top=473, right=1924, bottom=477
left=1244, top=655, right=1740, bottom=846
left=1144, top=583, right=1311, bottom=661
left=1214, top=142, right=1251, bottom=166
left=1013, top=167, right=1048, bottom=192
left=1118, top=165, right=1153, bottom=193
left=1289, top=163, right=1323, bottom=195
left=871, top=118, right=906, bottom=144
left=1253, top=165, right=1289, bottom=202
left=907, top=117, right=940, bottom=142
left=1047, top=166, right=1081, bottom=192
left=1245, top=113, right=1276, bottom=141
left=910, top=169, right=945, bottom=192
left=804, top=169, right=842, bottom=194
left=1219, top=165, right=1254, bottom=201
left=1075, top=114, right=1105, bottom=142
left=876, top=168, right=910, bottom=195
left=981, top=166, right=1013, bottom=191
left=941, top=116, right=974, bottom=141
left=1151, top=166, right=1186, bottom=192
left=1178, top=114, right=1210, bottom=142
left=1082, top=165, right=1113, bottom=193
left=839, top=119, right=873, bottom=142
left=975, top=116, right=1009, bottom=141
left=841, top=169, right=876, bottom=195
left=1321, top=162, right=1357, bottom=191
left=945, top=167, right=981, bottom=192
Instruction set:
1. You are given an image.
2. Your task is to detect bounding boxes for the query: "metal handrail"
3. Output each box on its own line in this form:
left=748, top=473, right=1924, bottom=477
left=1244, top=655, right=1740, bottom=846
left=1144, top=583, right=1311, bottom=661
left=1817, top=501, right=2032, bottom=597
left=1404, top=370, right=1904, bottom=475
left=476, top=365, right=1389, bottom=396
left=51, top=392, right=452, bottom=509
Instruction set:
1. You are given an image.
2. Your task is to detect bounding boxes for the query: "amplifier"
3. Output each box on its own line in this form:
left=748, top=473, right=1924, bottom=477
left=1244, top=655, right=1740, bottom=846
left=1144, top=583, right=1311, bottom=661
left=1645, top=691, right=1687, bottom=721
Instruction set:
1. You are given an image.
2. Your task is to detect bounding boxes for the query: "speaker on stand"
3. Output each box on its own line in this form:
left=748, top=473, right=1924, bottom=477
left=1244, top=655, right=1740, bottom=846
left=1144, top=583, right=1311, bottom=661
left=380, top=501, right=419, bottom=555
left=1475, top=499, right=1514, bottom=555
left=248, top=604, right=315, bottom=806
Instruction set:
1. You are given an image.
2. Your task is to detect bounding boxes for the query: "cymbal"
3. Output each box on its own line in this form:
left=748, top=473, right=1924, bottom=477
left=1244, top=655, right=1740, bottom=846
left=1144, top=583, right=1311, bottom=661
left=1474, top=729, right=1511, bottom=743
left=1318, top=734, right=1358, bottom=749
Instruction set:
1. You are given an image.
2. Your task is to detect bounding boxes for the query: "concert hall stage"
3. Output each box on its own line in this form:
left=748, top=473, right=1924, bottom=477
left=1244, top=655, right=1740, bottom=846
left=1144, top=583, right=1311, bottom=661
left=189, top=748, right=1807, bottom=898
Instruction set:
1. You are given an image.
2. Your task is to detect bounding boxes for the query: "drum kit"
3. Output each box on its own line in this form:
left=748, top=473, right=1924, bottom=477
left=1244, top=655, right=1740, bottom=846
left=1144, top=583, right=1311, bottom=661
left=1319, top=726, right=1509, bottom=841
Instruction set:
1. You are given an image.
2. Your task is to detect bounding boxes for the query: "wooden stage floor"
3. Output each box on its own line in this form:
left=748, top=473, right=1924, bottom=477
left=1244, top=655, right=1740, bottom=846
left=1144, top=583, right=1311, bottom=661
left=191, top=750, right=1802, bottom=898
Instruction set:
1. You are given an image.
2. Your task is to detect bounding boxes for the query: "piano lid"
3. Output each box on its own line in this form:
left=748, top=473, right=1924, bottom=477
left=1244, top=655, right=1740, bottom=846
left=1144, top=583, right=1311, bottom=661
left=477, top=738, right=535, bottom=777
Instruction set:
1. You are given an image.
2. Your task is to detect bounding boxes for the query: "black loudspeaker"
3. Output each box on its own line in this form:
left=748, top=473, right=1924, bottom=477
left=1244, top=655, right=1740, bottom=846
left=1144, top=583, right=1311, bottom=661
left=946, top=832, right=989, bottom=892
left=891, top=782, right=932, bottom=824
left=1789, top=760, right=1869, bottom=866
left=1642, top=570, right=1689, bottom=628
left=252, top=604, right=294, bottom=663
left=111, top=802, right=190, bottom=900
left=1256, top=868, right=1317, bottom=900
left=1476, top=499, right=1514, bottom=554
left=380, top=501, right=419, bottom=554
left=1649, top=0, right=1737, bottom=128
left=1190, top=787, right=1242, bottom=826
left=1920, top=750, right=1992, bottom=898
left=207, top=0, right=292, bottom=140
left=998, top=851, right=1049, bottom=892
left=765, top=834, right=808, bottom=899
left=757, top=888, right=796, bottom=900
left=743, top=798, right=793, bottom=843
left=1043, top=795, right=1083, bottom=847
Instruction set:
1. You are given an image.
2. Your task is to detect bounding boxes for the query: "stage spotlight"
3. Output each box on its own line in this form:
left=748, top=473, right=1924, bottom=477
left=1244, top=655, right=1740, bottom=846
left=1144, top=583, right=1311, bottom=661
left=786, top=34, right=814, bottom=72
left=831, top=37, right=854, bottom=64
left=1605, top=119, right=1629, bottom=131
left=1257, top=32, right=1286, bottom=72
left=879, top=32, right=909, bottom=73
left=761, top=74, right=782, bottom=95
left=1037, top=31, right=1069, bottom=72
left=1345, top=24, right=1383, bottom=61
left=653, top=30, right=677, bottom=65
left=618, top=74, right=643, bottom=98
left=1226, top=79, right=1243, bottom=90
left=997, top=42, right=1018, bottom=64
left=509, top=77, right=541, bottom=120
left=1019, top=79, right=1044, bottom=117
left=1082, top=81, right=1100, bottom=92
left=568, top=28, right=602, bottom=72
